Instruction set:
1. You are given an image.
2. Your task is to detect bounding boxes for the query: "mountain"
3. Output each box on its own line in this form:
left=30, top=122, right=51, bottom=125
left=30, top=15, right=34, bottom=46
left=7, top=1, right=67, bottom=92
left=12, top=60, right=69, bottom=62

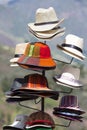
left=0, top=0, right=87, bottom=46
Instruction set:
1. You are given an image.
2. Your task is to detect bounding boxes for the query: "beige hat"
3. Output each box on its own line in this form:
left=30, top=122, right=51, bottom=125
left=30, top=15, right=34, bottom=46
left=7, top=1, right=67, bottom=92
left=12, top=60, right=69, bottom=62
left=57, top=34, right=85, bottom=60
left=54, top=65, right=83, bottom=88
left=29, top=26, right=65, bottom=40
left=10, top=43, right=29, bottom=66
left=28, top=7, right=64, bottom=32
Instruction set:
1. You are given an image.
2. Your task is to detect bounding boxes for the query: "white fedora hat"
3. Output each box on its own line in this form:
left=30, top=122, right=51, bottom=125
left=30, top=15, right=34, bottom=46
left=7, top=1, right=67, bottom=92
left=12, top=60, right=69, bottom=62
left=10, top=43, right=29, bottom=66
left=3, top=114, right=28, bottom=130
left=29, top=26, right=65, bottom=40
left=57, top=34, right=85, bottom=60
left=28, top=7, right=64, bottom=32
left=53, top=65, right=83, bottom=88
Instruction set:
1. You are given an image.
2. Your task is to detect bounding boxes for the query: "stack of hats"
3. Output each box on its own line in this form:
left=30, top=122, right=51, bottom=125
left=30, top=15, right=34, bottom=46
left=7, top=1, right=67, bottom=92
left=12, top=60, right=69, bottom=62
left=53, top=95, right=85, bottom=122
left=28, top=7, right=65, bottom=40
left=3, top=6, right=86, bottom=130
left=5, top=73, right=59, bottom=103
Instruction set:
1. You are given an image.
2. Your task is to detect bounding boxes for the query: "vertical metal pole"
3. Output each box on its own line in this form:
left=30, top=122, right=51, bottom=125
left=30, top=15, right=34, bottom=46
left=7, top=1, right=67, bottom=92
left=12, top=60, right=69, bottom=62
left=41, top=70, right=45, bottom=111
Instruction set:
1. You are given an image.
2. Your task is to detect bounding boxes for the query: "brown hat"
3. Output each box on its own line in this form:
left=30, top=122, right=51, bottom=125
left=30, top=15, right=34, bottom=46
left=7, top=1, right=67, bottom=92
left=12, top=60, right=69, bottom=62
left=26, top=111, right=55, bottom=128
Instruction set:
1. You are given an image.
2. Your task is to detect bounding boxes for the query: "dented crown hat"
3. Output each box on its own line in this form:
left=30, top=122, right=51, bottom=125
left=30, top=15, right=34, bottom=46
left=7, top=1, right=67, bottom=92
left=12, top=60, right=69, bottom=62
left=57, top=34, right=85, bottom=60
left=53, top=65, right=83, bottom=88
left=10, top=43, right=29, bottom=66
left=28, top=7, right=64, bottom=32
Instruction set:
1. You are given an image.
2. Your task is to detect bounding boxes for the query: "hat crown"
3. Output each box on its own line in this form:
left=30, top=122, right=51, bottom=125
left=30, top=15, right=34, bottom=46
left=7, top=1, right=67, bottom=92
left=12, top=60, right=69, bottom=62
left=35, top=7, right=58, bottom=23
left=61, top=65, right=80, bottom=80
left=27, top=111, right=55, bottom=127
left=11, top=115, right=28, bottom=128
left=24, top=73, right=48, bottom=89
left=59, top=95, right=79, bottom=108
left=65, top=34, right=84, bottom=49
left=24, top=42, right=51, bottom=58
left=15, top=114, right=28, bottom=122
left=15, top=43, right=29, bottom=54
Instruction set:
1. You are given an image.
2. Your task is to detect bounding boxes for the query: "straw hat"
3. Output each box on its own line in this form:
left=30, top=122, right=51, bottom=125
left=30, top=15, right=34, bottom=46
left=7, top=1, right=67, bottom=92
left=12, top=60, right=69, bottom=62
left=29, top=26, right=65, bottom=40
left=53, top=65, right=83, bottom=88
left=28, top=7, right=64, bottom=32
left=57, top=34, right=85, bottom=60
left=10, top=43, right=29, bottom=66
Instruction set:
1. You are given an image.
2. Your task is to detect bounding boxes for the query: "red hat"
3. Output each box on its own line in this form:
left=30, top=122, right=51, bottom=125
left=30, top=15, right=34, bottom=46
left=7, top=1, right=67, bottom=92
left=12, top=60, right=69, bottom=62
left=17, top=42, right=56, bottom=70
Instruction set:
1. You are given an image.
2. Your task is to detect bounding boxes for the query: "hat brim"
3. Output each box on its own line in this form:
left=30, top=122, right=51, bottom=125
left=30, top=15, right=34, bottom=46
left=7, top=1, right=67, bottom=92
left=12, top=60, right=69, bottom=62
left=13, top=89, right=59, bottom=100
left=53, top=111, right=83, bottom=122
left=26, top=124, right=52, bottom=129
left=28, top=18, right=64, bottom=32
left=57, top=44, right=85, bottom=61
left=10, top=57, right=19, bottom=63
left=29, top=27, right=65, bottom=40
left=53, top=107, right=85, bottom=115
left=17, top=56, right=56, bottom=70
left=53, top=75, right=83, bottom=88
left=6, top=96, right=38, bottom=103
left=10, top=63, right=19, bottom=67
left=17, top=64, right=55, bottom=71
left=3, top=126, right=23, bottom=130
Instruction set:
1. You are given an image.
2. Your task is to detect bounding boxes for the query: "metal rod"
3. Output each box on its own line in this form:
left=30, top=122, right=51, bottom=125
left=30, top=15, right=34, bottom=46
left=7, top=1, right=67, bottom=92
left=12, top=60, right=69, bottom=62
left=18, top=102, right=40, bottom=111
left=53, top=57, right=74, bottom=64
left=58, top=88, right=73, bottom=94
left=41, top=70, right=45, bottom=112
left=41, top=97, right=44, bottom=112
left=55, top=120, right=72, bottom=127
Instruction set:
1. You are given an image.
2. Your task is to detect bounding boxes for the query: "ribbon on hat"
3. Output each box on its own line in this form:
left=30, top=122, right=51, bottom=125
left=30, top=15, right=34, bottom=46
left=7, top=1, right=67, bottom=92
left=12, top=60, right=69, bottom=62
left=61, top=44, right=83, bottom=53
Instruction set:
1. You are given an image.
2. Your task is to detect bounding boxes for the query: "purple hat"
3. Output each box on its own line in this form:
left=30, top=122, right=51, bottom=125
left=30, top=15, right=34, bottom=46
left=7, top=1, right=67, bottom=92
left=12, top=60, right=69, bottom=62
left=53, top=95, right=85, bottom=115
left=53, top=111, right=83, bottom=122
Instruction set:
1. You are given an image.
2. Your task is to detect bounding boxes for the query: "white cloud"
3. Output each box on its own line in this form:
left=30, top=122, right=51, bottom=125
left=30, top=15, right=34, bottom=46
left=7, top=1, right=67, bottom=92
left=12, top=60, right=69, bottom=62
left=0, top=0, right=12, bottom=5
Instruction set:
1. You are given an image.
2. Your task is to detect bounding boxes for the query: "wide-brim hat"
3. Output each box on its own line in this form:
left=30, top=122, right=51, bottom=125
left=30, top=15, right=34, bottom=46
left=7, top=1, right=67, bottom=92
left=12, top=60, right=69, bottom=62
left=26, top=111, right=55, bottom=128
left=28, top=7, right=64, bottom=32
left=5, top=95, right=38, bottom=103
left=57, top=34, right=85, bottom=60
left=53, top=65, right=83, bottom=88
left=10, top=43, right=29, bottom=63
left=13, top=73, right=59, bottom=100
left=17, top=42, right=56, bottom=70
left=3, top=114, right=28, bottom=130
left=53, top=95, right=85, bottom=115
left=29, top=26, right=65, bottom=40
left=53, top=111, right=83, bottom=122
left=5, top=77, right=26, bottom=96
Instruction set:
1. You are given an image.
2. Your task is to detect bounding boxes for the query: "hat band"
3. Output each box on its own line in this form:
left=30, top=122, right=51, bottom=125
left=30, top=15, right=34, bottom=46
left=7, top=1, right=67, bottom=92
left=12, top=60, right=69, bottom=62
left=14, top=54, right=22, bottom=57
left=61, top=44, right=82, bottom=53
left=34, top=20, right=58, bottom=26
